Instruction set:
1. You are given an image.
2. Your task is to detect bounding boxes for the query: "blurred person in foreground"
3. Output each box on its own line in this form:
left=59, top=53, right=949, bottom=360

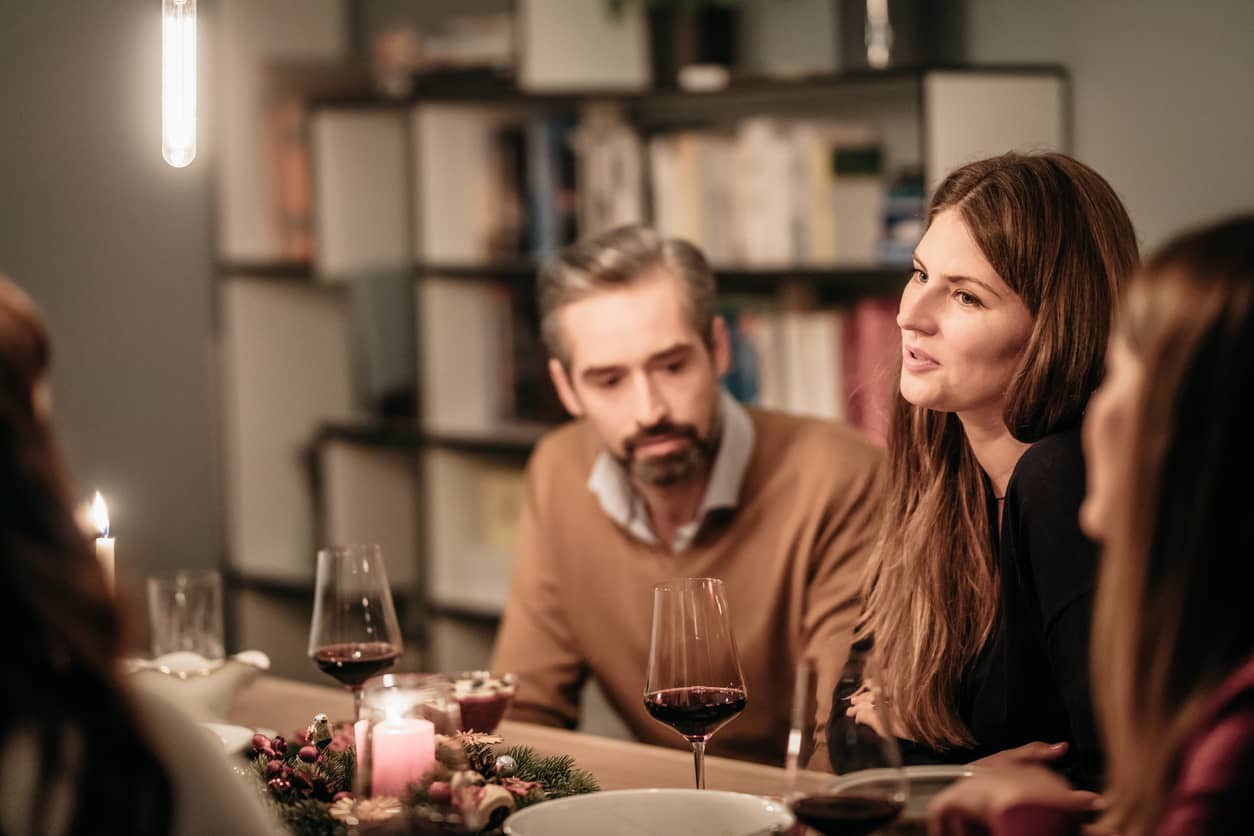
left=0, top=276, right=280, bottom=835
left=930, top=215, right=1254, bottom=835
left=491, top=225, right=882, bottom=764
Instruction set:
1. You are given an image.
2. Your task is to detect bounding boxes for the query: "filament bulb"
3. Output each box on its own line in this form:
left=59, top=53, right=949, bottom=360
left=162, top=0, right=197, bottom=168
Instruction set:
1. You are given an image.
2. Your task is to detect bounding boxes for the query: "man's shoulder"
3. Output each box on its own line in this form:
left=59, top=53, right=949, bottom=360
left=745, top=408, right=883, bottom=502
left=749, top=408, right=883, bottom=472
left=531, top=419, right=598, bottom=460
left=527, top=419, right=603, bottom=483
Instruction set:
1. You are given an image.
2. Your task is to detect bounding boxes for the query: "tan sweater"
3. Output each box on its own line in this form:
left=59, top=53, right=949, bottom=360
left=491, top=408, right=882, bottom=765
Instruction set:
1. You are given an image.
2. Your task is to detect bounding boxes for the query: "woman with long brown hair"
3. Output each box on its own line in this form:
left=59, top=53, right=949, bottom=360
left=0, top=277, right=278, bottom=835
left=929, top=215, right=1254, bottom=834
left=833, top=152, right=1139, bottom=789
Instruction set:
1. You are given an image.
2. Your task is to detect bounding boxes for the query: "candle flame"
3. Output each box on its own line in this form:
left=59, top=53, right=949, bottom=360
left=90, top=492, right=110, bottom=538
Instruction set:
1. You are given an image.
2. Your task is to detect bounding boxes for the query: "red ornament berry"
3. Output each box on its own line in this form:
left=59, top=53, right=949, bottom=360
left=267, top=777, right=291, bottom=793
left=251, top=733, right=270, bottom=752
left=427, top=781, right=451, bottom=803
left=272, top=736, right=287, bottom=754
left=265, top=761, right=283, bottom=777
left=298, top=745, right=319, bottom=763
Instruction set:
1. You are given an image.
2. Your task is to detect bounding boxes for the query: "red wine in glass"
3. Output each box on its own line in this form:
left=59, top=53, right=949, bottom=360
left=308, top=545, right=404, bottom=718
left=791, top=795, right=905, bottom=836
left=313, top=641, right=401, bottom=688
left=643, top=686, right=747, bottom=739
left=787, top=658, right=908, bottom=836
left=644, top=578, right=747, bottom=789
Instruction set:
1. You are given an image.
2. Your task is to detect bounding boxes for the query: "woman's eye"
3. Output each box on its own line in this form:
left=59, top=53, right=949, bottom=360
left=911, top=268, right=928, bottom=284
left=955, top=290, right=983, bottom=307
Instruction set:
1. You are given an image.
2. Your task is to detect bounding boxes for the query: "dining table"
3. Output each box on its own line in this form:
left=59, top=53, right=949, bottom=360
left=228, top=674, right=796, bottom=797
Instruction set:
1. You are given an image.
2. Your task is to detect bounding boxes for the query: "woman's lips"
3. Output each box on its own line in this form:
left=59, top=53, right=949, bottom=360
left=903, top=345, right=941, bottom=373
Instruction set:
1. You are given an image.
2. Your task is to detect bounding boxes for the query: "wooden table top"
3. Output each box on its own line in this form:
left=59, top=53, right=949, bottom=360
left=228, top=675, right=795, bottom=796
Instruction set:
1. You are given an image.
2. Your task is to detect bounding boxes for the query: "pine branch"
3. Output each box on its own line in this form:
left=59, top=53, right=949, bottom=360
left=273, top=799, right=346, bottom=836
left=504, top=746, right=600, bottom=799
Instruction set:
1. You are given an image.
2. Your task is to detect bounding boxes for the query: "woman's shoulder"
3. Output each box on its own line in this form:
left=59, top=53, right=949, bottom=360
left=130, top=689, right=284, bottom=835
left=1008, top=427, right=1086, bottom=498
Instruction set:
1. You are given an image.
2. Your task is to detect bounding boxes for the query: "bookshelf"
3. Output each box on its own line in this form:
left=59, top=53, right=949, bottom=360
left=217, top=64, right=1068, bottom=686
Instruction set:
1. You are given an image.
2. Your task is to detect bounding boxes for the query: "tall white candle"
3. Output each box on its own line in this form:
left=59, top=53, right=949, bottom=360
left=90, top=491, right=114, bottom=589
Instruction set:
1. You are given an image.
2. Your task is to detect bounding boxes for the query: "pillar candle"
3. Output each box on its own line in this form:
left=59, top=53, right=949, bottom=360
left=370, top=718, right=435, bottom=798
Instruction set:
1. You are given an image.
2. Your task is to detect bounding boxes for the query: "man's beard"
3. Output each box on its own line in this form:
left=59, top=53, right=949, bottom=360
left=619, top=414, right=721, bottom=487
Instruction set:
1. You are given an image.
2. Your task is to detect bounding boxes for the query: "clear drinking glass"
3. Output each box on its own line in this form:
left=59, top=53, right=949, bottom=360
left=308, top=544, right=403, bottom=719
left=146, top=569, right=225, bottom=662
left=643, top=577, right=747, bottom=790
left=786, top=657, right=907, bottom=835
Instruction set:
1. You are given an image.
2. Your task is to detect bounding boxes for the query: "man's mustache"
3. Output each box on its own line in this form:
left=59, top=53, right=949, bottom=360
left=623, top=422, right=701, bottom=456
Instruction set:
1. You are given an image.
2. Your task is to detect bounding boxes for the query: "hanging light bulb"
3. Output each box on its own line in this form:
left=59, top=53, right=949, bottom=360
left=162, top=0, right=197, bottom=168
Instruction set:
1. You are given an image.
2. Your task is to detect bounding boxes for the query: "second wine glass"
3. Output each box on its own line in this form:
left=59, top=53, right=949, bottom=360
left=786, top=657, right=907, bottom=836
left=308, top=544, right=403, bottom=719
left=643, top=577, right=747, bottom=790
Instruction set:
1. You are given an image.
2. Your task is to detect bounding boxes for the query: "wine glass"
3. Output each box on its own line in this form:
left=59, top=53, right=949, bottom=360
left=786, top=657, right=907, bottom=836
left=308, top=544, right=404, bottom=719
left=643, top=577, right=747, bottom=790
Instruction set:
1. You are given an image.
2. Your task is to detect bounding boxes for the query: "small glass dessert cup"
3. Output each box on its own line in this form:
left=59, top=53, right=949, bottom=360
left=449, top=671, right=516, bottom=733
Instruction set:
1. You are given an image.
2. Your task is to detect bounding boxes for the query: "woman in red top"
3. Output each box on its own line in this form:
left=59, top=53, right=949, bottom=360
left=929, top=213, right=1254, bottom=836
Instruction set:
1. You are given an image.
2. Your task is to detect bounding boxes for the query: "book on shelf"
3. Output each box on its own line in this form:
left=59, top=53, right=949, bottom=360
left=261, top=61, right=374, bottom=263
left=410, top=105, right=582, bottom=264
left=720, top=296, right=899, bottom=442
left=417, top=277, right=565, bottom=437
left=412, top=105, right=530, bottom=264
left=649, top=116, right=892, bottom=268
left=570, top=104, right=646, bottom=238
left=525, top=112, right=580, bottom=259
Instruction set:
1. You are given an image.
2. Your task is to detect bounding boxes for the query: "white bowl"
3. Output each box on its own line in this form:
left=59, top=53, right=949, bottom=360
left=201, top=722, right=257, bottom=755
left=504, top=789, right=795, bottom=836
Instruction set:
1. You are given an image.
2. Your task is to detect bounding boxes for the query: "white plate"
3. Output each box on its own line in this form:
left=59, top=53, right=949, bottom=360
left=201, top=722, right=256, bottom=755
left=504, top=789, right=795, bottom=836
left=826, top=765, right=973, bottom=820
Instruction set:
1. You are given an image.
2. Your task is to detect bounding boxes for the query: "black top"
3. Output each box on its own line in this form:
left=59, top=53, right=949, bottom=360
left=830, top=428, right=1103, bottom=789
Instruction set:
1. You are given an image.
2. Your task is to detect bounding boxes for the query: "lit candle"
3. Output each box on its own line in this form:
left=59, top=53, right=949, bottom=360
left=90, top=491, right=114, bottom=589
left=370, top=717, right=435, bottom=798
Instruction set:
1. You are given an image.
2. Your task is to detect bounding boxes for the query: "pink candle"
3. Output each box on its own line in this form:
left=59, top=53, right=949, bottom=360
left=370, top=718, right=435, bottom=798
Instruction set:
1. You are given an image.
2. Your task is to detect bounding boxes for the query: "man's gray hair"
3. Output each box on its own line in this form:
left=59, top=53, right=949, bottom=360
left=537, top=224, right=716, bottom=367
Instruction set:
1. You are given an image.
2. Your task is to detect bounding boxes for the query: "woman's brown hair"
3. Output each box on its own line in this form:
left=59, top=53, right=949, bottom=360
left=1093, top=215, right=1254, bottom=835
left=860, top=152, right=1139, bottom=747
left=0, top=277, right=171, bottom=833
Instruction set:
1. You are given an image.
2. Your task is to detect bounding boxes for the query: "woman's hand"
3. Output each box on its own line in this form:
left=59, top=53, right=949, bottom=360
left=845, top=679, right=890, bottom=738
left=971, top=740, right=1069, bottom=769
left=928, top=764, right=1100, bottom=836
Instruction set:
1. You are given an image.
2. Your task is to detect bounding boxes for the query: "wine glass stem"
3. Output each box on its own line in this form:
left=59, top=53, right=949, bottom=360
left=691, top=740, right=707, bottom=790
left=352, top=686, right=364, bottom=721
